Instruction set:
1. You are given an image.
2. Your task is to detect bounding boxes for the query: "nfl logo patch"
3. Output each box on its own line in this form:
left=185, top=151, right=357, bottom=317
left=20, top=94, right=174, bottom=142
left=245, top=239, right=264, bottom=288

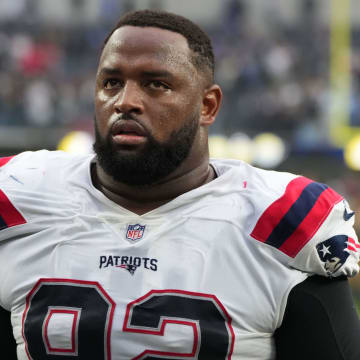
left=126, top=224, right=146, bottom=241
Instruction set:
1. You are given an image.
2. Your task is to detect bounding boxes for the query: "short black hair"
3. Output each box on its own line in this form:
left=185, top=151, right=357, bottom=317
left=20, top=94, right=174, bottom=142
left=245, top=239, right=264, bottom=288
left=103, top=9, right=215, bottom=83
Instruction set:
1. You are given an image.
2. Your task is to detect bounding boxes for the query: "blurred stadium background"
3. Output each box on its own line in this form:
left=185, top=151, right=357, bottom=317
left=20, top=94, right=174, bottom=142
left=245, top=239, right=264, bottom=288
left=0, top=0, right=360, bottom=308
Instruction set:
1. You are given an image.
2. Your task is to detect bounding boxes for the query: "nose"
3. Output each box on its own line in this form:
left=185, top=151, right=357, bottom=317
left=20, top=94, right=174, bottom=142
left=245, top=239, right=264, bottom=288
left=114, top=81, right=143, bottom=115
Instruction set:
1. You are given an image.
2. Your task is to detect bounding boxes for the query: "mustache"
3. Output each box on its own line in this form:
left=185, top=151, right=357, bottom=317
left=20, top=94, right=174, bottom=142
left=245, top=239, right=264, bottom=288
left=117, top=112, right=139, bottom=122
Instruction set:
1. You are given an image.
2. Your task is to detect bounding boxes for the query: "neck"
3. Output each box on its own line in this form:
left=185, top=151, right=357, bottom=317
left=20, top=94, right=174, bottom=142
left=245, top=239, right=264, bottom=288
left=92, top=159, right=216, bottom=215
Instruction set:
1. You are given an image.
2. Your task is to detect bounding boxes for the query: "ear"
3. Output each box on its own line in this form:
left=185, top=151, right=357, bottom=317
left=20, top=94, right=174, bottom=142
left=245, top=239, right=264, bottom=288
left=200, top=84, right=222, bottom=126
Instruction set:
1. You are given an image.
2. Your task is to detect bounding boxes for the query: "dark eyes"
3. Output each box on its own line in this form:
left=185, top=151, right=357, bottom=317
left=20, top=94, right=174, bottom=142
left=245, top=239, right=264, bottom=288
left=103, top=79, right=170, bottom=91
left=148, top=80, right=170, bottom=90
left=103, top=79, right=120, bottom=89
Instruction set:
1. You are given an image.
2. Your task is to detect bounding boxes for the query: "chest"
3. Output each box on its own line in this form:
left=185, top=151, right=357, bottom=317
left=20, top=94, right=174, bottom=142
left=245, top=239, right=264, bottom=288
left=3, top=211, right=299, bottom=360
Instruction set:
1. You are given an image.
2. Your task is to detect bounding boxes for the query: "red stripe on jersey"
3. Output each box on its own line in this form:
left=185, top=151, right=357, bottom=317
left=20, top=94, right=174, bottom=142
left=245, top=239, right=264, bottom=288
left=347, top=237, right=360, bottom=247
left=0, top=156, right=15, bottom=167
left=0, top=189, right=26, bottom=228
left=251, top=176, right=313, bottom=243
left=348, top=237, right=360, bottom=252
left=279, top=186, right=343, bottom=257
left=348, top=244, right=358, bottom=252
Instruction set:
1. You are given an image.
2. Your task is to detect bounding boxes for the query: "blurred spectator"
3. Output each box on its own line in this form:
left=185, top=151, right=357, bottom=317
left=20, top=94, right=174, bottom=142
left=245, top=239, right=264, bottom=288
left=0, top=0, right=329, bottom=137
left=24, top=79, right=55, bottom=126
left=0, top=0, right=357, bottom=154
left=0, top=0, right=26, bottom=21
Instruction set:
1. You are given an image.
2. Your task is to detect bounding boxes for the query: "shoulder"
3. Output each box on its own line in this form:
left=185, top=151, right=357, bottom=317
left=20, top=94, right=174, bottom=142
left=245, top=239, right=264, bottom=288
left=0, top=150, right=92, bottom=188
left=238, top=163, right=360, bottom=278
left=0, top=150, right=93, bottom=238
left=211, top=158, right=298, bottom=192
left=0, top=150, right=89, bottom=173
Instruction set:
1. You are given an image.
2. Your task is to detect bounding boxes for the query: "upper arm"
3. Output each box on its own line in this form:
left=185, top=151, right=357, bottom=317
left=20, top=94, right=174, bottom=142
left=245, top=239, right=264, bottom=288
left=0, top=155, right=22, bottom=358
left=250, top=175, right=360, bottom=278
left=274, top=275, right=360, bottom=360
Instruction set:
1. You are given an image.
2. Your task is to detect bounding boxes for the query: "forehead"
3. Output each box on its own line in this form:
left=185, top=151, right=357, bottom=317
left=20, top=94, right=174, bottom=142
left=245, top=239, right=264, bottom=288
left=99, top=26, right=195, bottom=73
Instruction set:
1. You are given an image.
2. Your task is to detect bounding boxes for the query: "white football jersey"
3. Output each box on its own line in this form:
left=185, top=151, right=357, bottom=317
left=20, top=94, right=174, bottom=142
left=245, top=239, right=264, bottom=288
left=0, top=150, right=359, bottom=360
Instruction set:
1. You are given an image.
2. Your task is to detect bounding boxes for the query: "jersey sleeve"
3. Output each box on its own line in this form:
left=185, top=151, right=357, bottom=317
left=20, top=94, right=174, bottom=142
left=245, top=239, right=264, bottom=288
left=0, top=150, right=73, bottom=243
left=250, top=176, right=360, bottom=278
left=0, top=154, right=28, bottom=240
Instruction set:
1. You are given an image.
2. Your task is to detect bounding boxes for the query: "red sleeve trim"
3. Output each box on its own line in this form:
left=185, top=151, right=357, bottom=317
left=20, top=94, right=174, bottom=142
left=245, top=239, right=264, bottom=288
left=0, top=156, right=15, bottom=168
left=251, top=177, right=343, bottom=257
left=0, top=189, right=26, bottom=230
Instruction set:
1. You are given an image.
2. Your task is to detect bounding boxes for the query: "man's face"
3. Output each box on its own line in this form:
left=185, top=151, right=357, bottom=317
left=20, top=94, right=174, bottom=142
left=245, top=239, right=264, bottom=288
left=94, top=26, right=205, bottom=186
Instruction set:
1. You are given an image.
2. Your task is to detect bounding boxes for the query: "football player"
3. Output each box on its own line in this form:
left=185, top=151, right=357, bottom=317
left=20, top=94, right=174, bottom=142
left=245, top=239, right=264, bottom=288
left=0, top=10, right=360, bottom=360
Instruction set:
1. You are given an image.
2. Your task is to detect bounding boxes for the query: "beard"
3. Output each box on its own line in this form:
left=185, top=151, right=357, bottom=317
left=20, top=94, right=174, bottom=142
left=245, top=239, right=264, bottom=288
left=93, top=114, right=199, bottom=187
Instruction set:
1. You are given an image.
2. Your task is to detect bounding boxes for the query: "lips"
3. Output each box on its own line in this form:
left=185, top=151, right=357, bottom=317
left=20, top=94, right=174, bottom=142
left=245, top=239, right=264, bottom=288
left=111, top=120, right=147, bottom=137
left=110, top=120, right=148, bottom=146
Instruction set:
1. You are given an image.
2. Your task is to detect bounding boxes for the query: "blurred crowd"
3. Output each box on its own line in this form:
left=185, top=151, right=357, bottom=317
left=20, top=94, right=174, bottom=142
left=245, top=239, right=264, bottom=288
left=0, top=0, right=101, bottom=128
left=212, top=0, right=331, bottom=148
left=0, top=0, right=338, bottom=147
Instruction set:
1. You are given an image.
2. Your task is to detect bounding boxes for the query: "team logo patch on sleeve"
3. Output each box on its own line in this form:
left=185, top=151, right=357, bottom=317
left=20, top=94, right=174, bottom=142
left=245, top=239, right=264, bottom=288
left=250, top=176, right=343, bottom=257
left=316, top=235, right=360, bottom=275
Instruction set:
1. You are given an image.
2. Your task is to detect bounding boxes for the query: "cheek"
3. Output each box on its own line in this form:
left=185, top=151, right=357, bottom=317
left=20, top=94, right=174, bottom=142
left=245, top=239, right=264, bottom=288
left=149, top=112, right=173, bottom=143
left=95, top=89, right=113, bottom=113
left=94, top=91, right=113, bottom=133
left=152, top=101, right=201, bottom=143
left=96, top=90, right=108, bottom=104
